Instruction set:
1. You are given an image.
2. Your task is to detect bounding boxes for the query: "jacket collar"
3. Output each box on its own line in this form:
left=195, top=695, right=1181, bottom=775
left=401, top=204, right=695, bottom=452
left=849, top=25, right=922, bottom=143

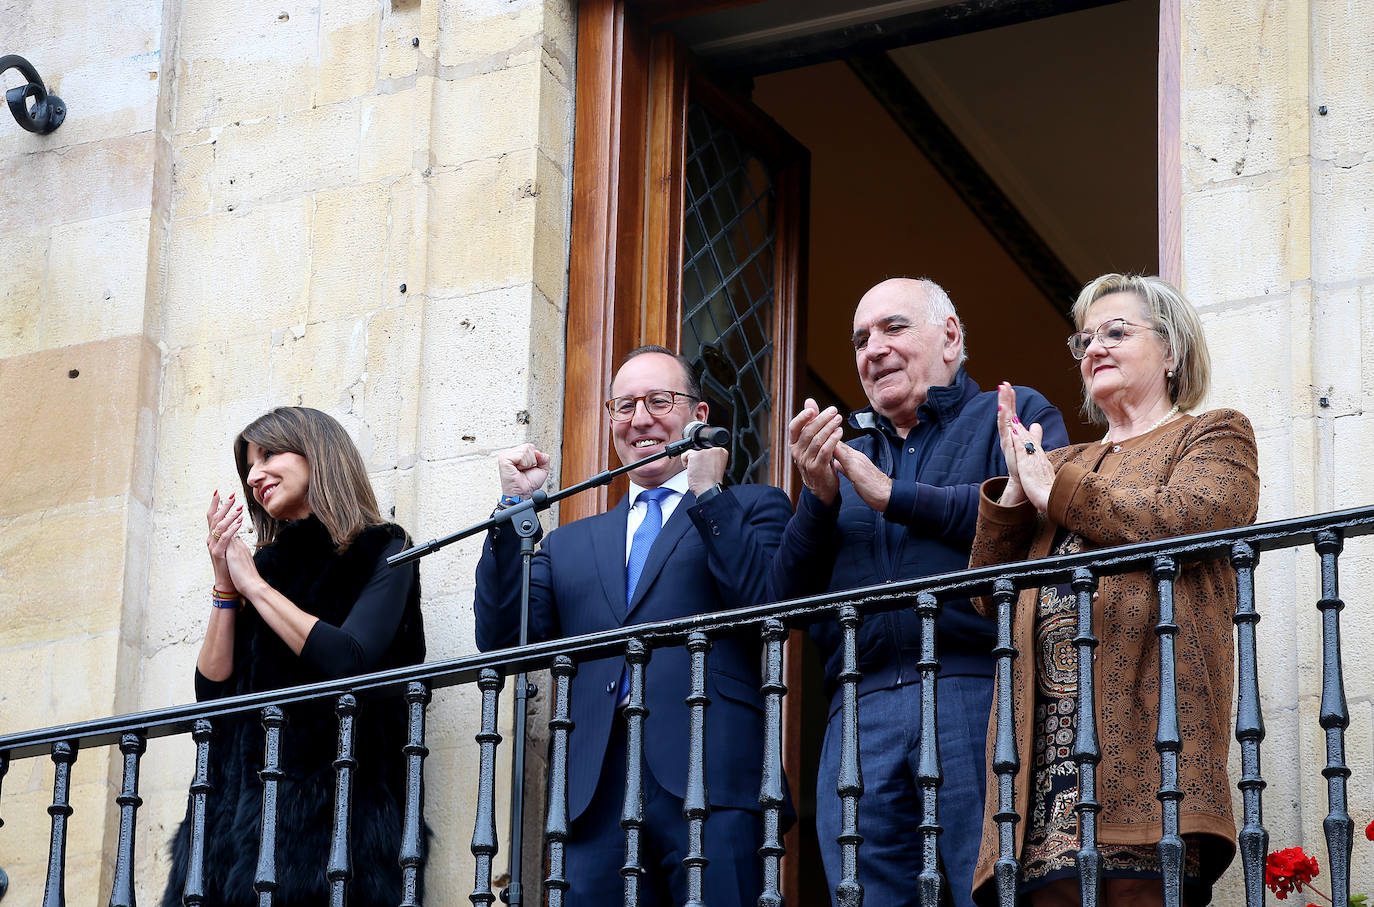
left=847, top=367, right=979, bottom=434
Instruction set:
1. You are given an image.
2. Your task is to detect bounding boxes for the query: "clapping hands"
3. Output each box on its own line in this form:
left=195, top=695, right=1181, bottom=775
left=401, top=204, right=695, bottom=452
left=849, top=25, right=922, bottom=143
left=207, top=491, right=244, bottom=593
left=788, top=398, right=843, bottom=505
left=996, top=382, right=1055, bottom=512
left=788, top=398, right=894, bottom=511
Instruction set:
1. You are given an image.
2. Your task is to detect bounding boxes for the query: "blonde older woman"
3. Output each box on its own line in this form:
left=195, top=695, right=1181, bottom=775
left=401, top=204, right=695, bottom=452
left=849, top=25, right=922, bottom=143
left=968, top=275, right=1259, bottom=906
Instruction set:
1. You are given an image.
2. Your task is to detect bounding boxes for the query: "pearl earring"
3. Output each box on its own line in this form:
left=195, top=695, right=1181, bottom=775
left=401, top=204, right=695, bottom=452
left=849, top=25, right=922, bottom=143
left=1167, top=369, right=1174, bottom=379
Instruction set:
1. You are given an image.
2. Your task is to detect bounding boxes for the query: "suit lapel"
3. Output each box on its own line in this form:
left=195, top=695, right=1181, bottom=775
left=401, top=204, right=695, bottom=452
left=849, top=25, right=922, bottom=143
left=589, top=497, right=631, bottom=625
left=626, top=490, right=696, bottom=617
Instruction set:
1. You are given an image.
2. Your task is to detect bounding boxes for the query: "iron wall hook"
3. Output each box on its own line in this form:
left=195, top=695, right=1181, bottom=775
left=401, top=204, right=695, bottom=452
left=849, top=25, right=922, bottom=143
left=1, top=55, right=65, bottom=134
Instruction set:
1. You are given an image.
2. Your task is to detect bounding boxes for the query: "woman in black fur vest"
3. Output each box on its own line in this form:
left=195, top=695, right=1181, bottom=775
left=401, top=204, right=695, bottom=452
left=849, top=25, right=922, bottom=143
left=162, top=407, right=426, bottom=906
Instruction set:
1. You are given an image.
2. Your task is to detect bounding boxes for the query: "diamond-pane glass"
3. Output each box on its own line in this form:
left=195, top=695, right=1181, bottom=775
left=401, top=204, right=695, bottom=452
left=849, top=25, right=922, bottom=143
left=681, top=101, right=777, bottom=486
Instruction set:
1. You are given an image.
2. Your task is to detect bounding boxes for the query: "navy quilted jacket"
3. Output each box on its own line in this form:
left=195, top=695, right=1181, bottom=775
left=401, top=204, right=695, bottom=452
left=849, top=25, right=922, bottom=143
left=770, top=369, right=1069, bottom=699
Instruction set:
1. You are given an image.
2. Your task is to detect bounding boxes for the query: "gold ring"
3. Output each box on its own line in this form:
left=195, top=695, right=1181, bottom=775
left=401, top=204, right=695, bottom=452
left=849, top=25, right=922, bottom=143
left=212, top=530, right=222, bottom=540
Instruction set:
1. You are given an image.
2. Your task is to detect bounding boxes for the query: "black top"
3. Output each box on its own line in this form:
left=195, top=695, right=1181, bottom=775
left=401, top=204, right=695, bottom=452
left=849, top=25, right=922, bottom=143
left=195, top=535, right=412, bottom=698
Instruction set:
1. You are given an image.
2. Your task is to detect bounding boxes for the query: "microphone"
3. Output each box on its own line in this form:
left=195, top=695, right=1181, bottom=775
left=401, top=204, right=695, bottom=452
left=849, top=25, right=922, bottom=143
left=681, top=421, right=731, bottom=450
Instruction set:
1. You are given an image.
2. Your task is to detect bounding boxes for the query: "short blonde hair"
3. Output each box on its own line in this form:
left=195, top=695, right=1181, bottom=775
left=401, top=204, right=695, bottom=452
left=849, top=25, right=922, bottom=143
left=1070, top=274, right=1211, bottom=425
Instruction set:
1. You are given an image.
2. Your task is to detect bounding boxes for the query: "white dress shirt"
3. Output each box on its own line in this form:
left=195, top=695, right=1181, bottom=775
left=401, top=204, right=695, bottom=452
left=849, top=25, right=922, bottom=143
left=623, top=470, right=690, bottom=564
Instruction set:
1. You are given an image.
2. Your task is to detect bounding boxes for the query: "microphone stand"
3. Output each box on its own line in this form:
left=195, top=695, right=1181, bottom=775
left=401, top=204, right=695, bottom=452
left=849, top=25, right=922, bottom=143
left=387, top=433, right=713, bottom=907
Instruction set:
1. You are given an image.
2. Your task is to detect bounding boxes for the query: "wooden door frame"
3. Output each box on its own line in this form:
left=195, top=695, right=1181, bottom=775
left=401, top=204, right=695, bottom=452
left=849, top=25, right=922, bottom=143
left=562, top=0, right=650, bottom=524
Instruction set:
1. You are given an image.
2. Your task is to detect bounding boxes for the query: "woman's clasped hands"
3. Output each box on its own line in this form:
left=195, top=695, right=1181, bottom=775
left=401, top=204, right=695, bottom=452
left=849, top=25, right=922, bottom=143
left=996, top=381, right=1055, bottom=513
left=206, top=490, right=261, bottom=599
left=207, top=491, right=245, bottom=592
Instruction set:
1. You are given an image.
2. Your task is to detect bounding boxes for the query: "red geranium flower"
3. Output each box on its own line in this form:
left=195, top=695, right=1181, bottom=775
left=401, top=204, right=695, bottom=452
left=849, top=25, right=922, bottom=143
left=1266, top=847, right=1320, bottom=900
left=1366, top=818, right=1374, bottom=842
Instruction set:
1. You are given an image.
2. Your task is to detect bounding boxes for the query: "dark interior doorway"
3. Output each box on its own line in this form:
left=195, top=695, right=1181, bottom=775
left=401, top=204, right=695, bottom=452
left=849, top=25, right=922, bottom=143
left=673, top=0, right=1159, bottom=436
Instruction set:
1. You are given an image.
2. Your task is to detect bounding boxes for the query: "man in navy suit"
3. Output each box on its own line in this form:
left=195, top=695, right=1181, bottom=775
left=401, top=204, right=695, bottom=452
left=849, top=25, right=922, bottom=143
left=475, top=345, right=793, bottom=907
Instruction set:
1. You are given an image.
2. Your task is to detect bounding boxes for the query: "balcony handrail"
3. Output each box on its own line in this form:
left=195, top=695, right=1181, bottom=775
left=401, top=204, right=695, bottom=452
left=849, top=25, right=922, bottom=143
left=2, top=501, right=1372, bottom=762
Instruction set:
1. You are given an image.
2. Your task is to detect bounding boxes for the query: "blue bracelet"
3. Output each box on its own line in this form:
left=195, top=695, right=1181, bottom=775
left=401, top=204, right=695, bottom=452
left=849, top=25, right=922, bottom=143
left=499, top=494, right=523, bottom=508
left=211, top=594, right=240, bottom=609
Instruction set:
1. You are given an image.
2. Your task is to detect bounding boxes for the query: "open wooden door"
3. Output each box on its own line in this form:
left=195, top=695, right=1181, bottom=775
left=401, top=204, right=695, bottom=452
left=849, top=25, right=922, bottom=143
left=646, top=37, right=808, bottom=491
left=564, top=4, right=806, bottom=509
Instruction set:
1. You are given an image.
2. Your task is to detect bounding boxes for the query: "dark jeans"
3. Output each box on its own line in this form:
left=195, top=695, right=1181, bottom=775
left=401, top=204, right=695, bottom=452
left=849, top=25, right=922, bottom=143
left=817, top=675, right=994, bottom=907
left=563, top=712, right=764, bottom=907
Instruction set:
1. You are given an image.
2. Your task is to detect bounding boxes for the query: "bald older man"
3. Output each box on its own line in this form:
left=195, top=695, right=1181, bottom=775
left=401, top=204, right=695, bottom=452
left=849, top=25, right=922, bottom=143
left=773, top=278, right=1069, bottom=906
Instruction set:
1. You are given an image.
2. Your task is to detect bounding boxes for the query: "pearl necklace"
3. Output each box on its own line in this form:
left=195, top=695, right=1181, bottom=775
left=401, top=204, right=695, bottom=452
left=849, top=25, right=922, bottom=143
left=1101, top=404, right=1180, bottom=446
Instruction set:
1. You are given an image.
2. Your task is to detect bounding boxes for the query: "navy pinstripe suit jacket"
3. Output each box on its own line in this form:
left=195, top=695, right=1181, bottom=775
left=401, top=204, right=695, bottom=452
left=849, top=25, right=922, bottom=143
left=475, top=483, right=792, bottom=820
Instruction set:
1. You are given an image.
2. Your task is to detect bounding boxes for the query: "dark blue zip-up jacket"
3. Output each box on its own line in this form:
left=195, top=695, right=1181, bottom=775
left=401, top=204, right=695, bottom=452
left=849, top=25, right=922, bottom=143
left=770, top=369, right=1069, bottom=700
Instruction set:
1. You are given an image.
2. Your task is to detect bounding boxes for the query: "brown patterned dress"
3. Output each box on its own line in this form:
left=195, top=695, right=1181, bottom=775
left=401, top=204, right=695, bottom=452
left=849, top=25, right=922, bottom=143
left=966, top=410, right=1260, bottom=905
left=1019, top=532, right=1206, bottom=901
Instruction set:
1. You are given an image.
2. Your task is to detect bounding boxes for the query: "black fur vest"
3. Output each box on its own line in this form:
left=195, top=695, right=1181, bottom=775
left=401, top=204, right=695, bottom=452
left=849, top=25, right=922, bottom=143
left=162, top=516, right=424, bottom=907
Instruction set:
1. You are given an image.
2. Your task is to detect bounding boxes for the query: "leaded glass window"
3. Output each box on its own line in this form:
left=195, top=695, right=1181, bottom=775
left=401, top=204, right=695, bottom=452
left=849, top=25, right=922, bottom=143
left=680, top=100, right=777, bottom=487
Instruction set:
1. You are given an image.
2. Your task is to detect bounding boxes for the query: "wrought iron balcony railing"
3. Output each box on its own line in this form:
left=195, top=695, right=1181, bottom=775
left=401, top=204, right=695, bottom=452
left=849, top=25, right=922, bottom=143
left=1, top=504, right=1372, bottom=907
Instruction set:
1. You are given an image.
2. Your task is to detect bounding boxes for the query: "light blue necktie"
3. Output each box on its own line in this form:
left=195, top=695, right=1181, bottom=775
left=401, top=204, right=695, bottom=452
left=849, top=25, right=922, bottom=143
left=626, top=487, right=673, bottom=606
left=619, top=487, right=673, bottom=704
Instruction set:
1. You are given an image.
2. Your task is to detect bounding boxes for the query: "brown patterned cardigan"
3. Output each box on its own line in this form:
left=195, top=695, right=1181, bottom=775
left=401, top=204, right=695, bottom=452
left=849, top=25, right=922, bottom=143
left=966, top=409, right=1259, bottom=903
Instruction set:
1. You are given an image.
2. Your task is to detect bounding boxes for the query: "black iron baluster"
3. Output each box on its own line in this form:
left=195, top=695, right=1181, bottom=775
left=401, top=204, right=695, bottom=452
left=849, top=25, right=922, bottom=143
left=329, top=695, right=358, bottom=907
left=915, top=591, right=944, bottom=907
left=42, top=740, right=77, bottom=907
left=1070, top=567, right=1101, bottom=907
left=0, top=749, right=6, bottom=903
left=835, top=604, right=864, bottom=907
left=1152, top=556, right=1184, bottom=907
left=684, top=631, right=712, bottom=907
left=622, top=639, right=650, bottom=907
left=255, top=706, right=286, bottom=907
left=400, top=682, right=431, bottom=907
left=990, top=578, right=1020, bottom=907
left=109, top=731, right=147, bottom=907
left=758, top=619, right=788, bottom=907
left=184, top=719, right=214, bottom=907
left=544, top=657, right=577, bottom=907
left=1230, top=541, right=1267, bottom=907
left=1316, top=529, right=1352, bottom=907
left=472, top=669, right=505, bottom=907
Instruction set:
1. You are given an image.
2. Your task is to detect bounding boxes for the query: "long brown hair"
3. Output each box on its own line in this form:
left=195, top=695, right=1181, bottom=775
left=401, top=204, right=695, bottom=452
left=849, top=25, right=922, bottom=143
left=233, top=407, right=384, bottom=550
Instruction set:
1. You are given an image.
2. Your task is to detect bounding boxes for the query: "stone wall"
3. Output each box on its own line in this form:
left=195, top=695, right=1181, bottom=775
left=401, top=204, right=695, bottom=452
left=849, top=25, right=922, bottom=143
left=1180, top=0, right=1374, bottom=898
left=0, top=0, right=575, bottom=900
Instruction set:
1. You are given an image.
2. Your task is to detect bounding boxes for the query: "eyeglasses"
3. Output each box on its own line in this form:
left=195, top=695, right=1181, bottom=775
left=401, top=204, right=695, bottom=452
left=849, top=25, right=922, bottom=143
left=1066, top=318, right=1161, bottom=360
left=604, top=390, right=697, bottom=422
